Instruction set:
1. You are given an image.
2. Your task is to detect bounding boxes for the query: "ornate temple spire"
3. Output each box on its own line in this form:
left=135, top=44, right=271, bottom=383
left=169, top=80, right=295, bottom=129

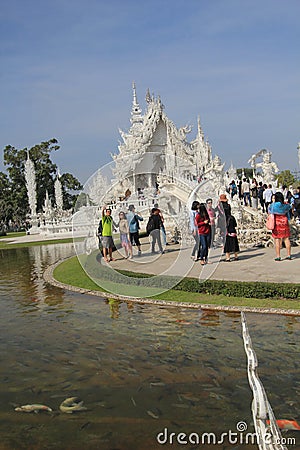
left=24, top=151, right=37, bottom=217
left=54, top=170, right=63, bottom=211
left=145, top=88, right=151, bottom=103
left=130, top=82, right=143, bottom=130
left=196, top=115, right=205, bottom=143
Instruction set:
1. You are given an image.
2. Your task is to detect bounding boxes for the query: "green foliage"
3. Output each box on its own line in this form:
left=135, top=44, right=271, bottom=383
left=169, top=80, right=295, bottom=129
left=1, top=139, right=82, bottom=224
left=275, top=170, right=296, bottom=187
left=0, top=172, right=13, bottom=224
left=60, top=172, right=83, bottom=209
left=174, top=278, right=300, bottom=299
left=4, top=139, right=59, bottom=214
left=236, top=168, right=253, bottom=180
left=75, top=192, right=90, bottom=210
left=110, top=268, right=300, bottom=299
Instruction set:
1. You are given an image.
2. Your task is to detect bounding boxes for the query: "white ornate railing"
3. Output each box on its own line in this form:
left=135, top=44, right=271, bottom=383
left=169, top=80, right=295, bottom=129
left=241, top=312, right=288, bottom=450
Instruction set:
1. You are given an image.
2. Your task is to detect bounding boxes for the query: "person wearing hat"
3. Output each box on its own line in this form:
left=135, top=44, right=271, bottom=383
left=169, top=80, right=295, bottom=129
left=219, top=193, right=228, bottom=202
left=127, top=204, right=143, bottom=255
left=216, top=194, right=230, bottom=243
left=218, top=194, right=230, bottom=214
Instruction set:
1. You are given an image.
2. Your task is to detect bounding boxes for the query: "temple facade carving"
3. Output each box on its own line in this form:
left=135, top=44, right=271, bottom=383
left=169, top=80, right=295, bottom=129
left=111, top=82, right=222, bottom=198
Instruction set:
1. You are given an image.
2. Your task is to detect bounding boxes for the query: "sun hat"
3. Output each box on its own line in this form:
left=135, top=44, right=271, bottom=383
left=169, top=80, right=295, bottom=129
left=219, top=194, right=228, bottom=202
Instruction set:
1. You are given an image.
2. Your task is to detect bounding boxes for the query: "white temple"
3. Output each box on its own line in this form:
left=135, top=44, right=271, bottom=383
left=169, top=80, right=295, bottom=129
left=106, top=83, right=225, bottom=212
left=25, top=83, right=299, bottom=247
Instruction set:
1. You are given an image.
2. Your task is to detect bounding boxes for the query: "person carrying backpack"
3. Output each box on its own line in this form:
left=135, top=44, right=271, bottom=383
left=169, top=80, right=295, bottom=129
left=257, top=182, right=265, bottom=212
left=127, top=204, right=143, bottom=255
left=147, top=208, right=164, bottom=254
left=229, top=180, right=237, bottom=199
left=291, top=188, right=300, bottom=224
left=250, top=178, right=258, bottom=209
left=101, top=206, right=117, bottom=262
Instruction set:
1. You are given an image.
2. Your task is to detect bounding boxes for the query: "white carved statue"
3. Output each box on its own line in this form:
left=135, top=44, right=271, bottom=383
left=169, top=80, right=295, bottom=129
left=256, top=151, right=279, bottom=184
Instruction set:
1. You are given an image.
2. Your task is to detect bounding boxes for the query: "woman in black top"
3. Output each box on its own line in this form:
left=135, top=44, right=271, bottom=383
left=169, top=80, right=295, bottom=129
left=147, top=208, right=164, bottom=254
left=224, top=205, right=239, bottom=262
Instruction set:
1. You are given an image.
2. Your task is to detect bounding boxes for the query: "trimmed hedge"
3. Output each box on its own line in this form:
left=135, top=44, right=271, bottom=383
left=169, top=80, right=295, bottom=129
left=81, top=251, right=299, bottom=300
left=116, top=269, right=299, bottom=300
left=175, top=278, right=300, bottom=299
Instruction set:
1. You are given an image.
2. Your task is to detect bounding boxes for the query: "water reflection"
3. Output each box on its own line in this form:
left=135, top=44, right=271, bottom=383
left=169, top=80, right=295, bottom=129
left=0, top=245, right=299, bottom=449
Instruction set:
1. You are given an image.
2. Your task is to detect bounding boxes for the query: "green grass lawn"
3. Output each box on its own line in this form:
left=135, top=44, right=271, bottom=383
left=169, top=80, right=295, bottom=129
left=0, top=237, right=75, bottom=250
left=53, top=255, right=300, bottom=311
left=0, top=231, right=26, bottom=239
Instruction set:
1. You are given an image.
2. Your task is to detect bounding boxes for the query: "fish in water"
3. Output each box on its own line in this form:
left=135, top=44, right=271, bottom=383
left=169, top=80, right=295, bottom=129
left=59, top=397, right=87, bottom=414
left=147, top=410, right=160, bottom=419
left=266, top=419, right=300, bottom=431
left=15, top=404, right=52, bottom=413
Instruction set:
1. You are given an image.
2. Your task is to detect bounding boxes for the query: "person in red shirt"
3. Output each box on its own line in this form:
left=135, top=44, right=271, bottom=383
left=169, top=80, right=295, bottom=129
left=195, top=203, right=211, bottom=265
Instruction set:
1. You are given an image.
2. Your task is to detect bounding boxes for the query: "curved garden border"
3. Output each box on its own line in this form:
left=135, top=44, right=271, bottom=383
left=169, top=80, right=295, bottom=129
left=44, top=258, right=300, bottom=317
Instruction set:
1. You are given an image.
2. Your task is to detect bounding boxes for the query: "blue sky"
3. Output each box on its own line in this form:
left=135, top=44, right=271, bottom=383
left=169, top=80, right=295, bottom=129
left=0, top=0, right=299, bottom=184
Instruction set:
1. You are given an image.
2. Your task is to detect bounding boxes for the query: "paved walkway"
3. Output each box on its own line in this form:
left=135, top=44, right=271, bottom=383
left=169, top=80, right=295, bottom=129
left=109, top=239, right=300, bottom=284
left=4, top=233, right=299, bottom=284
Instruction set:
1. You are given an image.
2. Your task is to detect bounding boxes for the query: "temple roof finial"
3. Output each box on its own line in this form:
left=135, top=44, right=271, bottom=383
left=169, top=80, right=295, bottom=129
left=145, top=88, right=151, bottom=103
left=197, top=115, right=204, bottom=142
left=130, top=82, right=143, bottom=130
left=132, top=81, right=138, bottom=106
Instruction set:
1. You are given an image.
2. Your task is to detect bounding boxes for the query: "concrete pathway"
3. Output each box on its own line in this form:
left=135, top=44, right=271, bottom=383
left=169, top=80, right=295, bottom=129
left=110, top=239, right=300, bottom=284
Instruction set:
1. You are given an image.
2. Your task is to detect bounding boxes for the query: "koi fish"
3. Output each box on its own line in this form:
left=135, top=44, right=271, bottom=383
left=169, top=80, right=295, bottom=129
left=59, top=397, right=87, bottom=414
left=266, top=419, right=300, bottom=431
left=176, top=320, right=192, bottom=325
left=147, top=410, right=160, bottom=419
left=15, top=404, right=52, bottom=413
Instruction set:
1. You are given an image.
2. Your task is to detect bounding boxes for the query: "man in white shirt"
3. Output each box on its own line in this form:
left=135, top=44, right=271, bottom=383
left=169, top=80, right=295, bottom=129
left=263, top=184, right=274, bottom=212
left=241, top=178, right=251, bottom=207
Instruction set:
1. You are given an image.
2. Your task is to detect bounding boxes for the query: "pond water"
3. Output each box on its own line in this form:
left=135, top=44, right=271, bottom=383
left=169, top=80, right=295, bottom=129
left=0, top=244, right=300, bottom=450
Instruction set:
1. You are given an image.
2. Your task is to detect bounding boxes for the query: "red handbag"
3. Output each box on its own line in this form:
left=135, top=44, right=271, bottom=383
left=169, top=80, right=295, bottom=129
left=266, top=214, right=275, bottom=230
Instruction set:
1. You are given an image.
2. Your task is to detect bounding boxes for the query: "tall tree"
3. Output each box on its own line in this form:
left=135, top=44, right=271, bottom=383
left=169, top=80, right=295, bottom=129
left=0, top=172, right=13, bottom=225
left=60, top=172, right=83, bottom=209
left=275, top=170, right=295, bottom=187
left=1, top=139, right=82, bottom=224
left=237, top=168, right=253, bottom=179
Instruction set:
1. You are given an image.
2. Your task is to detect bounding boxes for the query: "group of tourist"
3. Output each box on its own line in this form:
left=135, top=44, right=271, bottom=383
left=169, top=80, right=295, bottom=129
left=98, top=182, right=299, bottom=264
left=228, top=178, right=300, bottom=223
left=189, top=195, right=239, bottom=264
left=190, top=185, right=297, bottom=263
left=98, top=203, right=167, bottom=263
left=98, top=204, right=143, bottom=263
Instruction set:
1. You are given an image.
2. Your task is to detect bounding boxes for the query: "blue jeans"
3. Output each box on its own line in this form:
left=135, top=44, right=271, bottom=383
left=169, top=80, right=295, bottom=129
left=191, top=232, right=200, bottom=257
left=207, top=225, right=215, bottom=248
left=243, top=192, right=252, bottom=207
left=199, top=234, right=209, bottom=261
